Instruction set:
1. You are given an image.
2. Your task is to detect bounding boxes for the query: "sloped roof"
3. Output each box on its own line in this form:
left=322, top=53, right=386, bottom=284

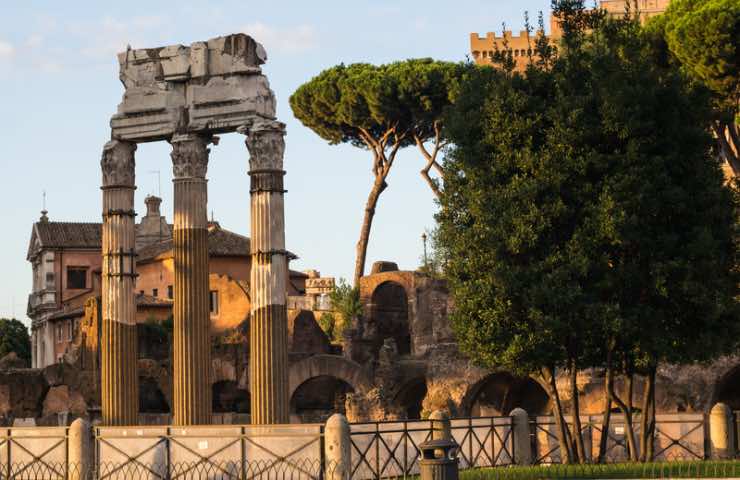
left=36, top=222, right=102, bottom=249
left=137, top=226, right=252, bottom=263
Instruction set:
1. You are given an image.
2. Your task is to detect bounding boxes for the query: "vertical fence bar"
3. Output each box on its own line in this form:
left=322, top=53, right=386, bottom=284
left=6, top=428, right=11, bottom=479
left=319, top=423, right=325, bottom=480
left=375, top=423, right=380, bottom=480
left=240, top=426, right=247, bottom=480
left=165, top=427, right=172, bottom=480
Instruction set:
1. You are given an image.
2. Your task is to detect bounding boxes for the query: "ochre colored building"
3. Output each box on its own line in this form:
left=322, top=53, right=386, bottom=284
left=470, top=0, right=671, bottom=71
left=27, top=195, right=306, bottom=368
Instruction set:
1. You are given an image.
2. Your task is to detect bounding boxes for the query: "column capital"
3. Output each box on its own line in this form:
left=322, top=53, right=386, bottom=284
left=170, top=133, right=217, bottom=179
left=241, top=119, right=286, bottom=171
left=101, top=140, right=136, bottom=187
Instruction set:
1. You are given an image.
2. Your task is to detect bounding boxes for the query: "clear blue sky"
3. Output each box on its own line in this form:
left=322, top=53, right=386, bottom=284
left=0, top=0, right=551, bottom=324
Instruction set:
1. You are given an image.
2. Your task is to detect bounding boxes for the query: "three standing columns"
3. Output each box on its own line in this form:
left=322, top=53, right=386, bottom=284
left=170, top=134, right=214, bottom=425
left=243, top=120, right=290, bottom=424
left=100, top=140, right=139, bottom=426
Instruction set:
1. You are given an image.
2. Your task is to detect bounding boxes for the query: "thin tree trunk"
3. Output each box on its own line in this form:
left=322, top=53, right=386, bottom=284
left=598, top=366, right=613, bottom=464
left=570, top=359, right=586, bottom=463
left=639, top=367, right=656, bottom=462
left=353, top=174, right=388, bottom=286
left=542, top=366, right=574, bottom=464
left=608, top=375, right=639, bottom=461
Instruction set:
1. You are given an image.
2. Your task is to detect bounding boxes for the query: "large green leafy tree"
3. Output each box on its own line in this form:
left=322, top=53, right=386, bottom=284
left=651, top=0, right=740, bottom=175
left=290, top=60, right=461, bottom=286
left=438, top=0, right=737, bottom=464
left=0, top=319, right=31, bottom=365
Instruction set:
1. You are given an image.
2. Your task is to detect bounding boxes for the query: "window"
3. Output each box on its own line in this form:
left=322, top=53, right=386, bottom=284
left=152, top=288, right=158, bottom=298
left=209, top=291, right=219, bottom=315
left=45, top=272, right=55, bottom=289
left=66, top=267, right=87, bottom=289
left=139, top=290, right=144, bottom=296
left=67, top=321, right=73, bottom=341
left=55, top=323, right=63, bottom=343
left=167, top=285, right=173, bottom=299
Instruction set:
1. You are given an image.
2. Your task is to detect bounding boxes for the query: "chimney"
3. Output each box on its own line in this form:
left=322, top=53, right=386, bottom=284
left=145, top=195, right=162, bottom=218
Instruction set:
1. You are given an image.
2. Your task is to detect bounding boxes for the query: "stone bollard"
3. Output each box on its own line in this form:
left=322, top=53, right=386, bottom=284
left=430, top=410, right=452, bottom=440
left=709, top=402, right=735, bottom=459
left=510, top=408, right=533, bottom=466
left=324, top=414, right=351, bottom=480
left=68, top=418, right=92, bottom=480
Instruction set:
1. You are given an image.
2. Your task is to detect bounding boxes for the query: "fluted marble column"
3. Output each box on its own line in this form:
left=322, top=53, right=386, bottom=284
left=170, top=133, right=214, bottom=425
left=243, top=120, right=289, bottom=424
left=101, top=140, right=138, bottom=426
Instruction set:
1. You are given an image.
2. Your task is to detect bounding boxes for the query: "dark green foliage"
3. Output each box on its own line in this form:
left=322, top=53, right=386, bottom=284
left=647, top=0, right=740, bottom=174
left=0, top=318, right=31, bottom=364
left=438, top=0, right=738, bottom=463
left=329, top=279, right=362, bottom=337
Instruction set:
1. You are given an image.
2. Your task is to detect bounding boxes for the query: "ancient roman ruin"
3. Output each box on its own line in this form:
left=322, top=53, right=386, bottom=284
left=15, top=30, right=740, bottom=433
left=100, top=33, right=288, bottom=425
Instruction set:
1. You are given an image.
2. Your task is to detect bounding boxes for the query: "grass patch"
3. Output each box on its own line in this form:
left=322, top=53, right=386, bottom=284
left=460, top=460, right=740, bottom=479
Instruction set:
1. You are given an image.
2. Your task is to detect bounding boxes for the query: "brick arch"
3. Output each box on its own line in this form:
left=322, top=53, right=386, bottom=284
left=709, top=360, right=740, bottom=411
left=288, top=355, right=372, bottom=399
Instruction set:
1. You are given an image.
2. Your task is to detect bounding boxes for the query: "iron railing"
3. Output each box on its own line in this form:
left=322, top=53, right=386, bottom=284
left=348, top=416, right=513, bottom=479
left=95, top=425, right=325, bottom=480
left=530, top=414, right=706, bottom=465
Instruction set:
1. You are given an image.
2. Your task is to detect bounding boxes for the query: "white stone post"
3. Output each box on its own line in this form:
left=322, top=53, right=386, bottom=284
left=68, top=418, right=92, bottom=480
left=709, top=402, right=735, bottom=459
left=325, top=413, right=351, bottom=480
left=430, top=410, right=452, bottom=440
left=511, top=408, right=533, bottom=465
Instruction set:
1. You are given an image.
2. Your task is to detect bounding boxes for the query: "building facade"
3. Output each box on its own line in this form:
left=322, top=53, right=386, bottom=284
left=27, top=196, right=307, bottom=368
left=470, top=0, right=671, bottom=71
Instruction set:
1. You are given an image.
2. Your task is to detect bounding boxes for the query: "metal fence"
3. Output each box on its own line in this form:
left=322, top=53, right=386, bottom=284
left=734, top=410, right=740, bottom=459
left=348, top=416, right=513, bottom=479
left=0, top=426, right=69, bottom=478
left=95, top=424, right=324, bottom=480
left=531, top=413, right=706, bottom=464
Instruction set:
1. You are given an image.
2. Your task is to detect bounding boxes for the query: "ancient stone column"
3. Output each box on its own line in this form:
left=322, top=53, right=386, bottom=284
left=243, top=120, right=290, bottom=424
left=170, top=133, right=214, bottom=425
left=101, top=140, right=138, bottom=425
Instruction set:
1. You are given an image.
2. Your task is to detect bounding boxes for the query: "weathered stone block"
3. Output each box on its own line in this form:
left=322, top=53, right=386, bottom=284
left=111, top=33, right=275, bottom=142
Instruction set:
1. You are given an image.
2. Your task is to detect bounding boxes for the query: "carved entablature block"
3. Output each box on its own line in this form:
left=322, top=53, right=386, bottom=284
left=101, top=140, right=136, bottom=187
left=111, top=34, right=276, bottom=143
left=244, top=119, right=286, bottom=172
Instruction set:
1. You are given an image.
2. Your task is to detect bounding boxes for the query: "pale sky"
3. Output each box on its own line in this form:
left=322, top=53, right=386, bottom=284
left=0, top=0, right=551, bottom=324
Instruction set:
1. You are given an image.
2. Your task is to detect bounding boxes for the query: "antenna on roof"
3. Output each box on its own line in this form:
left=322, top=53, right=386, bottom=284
left=211, top=210, right=215, bottom=222
left=147, top=170, right=161, bottom=197
left=40, top=190, right=49, bottom=222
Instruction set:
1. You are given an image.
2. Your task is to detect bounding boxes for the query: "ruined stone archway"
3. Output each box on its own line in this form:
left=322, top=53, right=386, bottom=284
left=139, top=377, right=170, bottom=414
left=713, top=364, right=740, bottom=410
left=462, top=372, right=551, bottom=417
left=371, top=281, right=411, bottom=355
left=288, top=355, right=372, bottom=400
left=393, top=377, right=427, bottom=420
left=290, top=376, right=354, bottom=423
left=212, top=380, right=250, bottom=414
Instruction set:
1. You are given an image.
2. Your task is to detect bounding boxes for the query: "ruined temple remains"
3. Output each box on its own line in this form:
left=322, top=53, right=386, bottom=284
left=101, top=34, right=288, bottom=425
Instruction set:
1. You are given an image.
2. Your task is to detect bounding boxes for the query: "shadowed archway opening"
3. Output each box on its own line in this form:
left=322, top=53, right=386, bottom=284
left=371, top=281, right=411, bottom=355
left=290, top=375, right=354, bottom=423
left=139, top=377, right=170, bottom=414
left=467, top=372, right=551, bottom=417
left=394, top=378, right=427, bottom=420
left=715, top=365, right=740, bottom=410
left=212, top=380, right=250, bottom=413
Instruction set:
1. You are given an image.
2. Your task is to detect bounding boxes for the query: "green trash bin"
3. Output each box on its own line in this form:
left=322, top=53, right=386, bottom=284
left=419, top=438, right=459, bottom=480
